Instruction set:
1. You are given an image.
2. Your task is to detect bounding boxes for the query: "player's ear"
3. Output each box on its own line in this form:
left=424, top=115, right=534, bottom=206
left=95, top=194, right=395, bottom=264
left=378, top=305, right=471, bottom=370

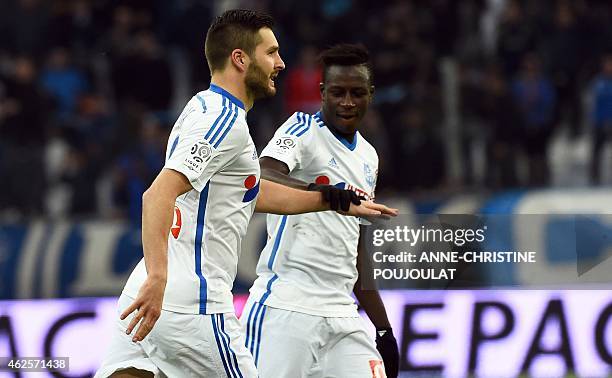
left=319, top=82, right=325, bottom=95
left=230, top=49, right=248, bottom=72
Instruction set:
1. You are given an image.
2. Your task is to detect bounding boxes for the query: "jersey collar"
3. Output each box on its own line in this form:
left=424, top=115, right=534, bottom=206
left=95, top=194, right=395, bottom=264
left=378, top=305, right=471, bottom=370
left=209, top=84, right=245, bottom=111
left=314, top=111, right=358, bottom=151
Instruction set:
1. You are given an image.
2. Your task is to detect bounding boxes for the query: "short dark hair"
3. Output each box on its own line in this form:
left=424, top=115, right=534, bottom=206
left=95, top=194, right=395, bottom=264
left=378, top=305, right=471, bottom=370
left=319, top=43, right=373, bottom=84
left=205, top=9, right=274, bottom=73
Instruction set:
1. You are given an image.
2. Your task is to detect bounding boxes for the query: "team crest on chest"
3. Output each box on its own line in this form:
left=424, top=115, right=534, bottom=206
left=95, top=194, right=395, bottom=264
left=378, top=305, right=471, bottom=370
left=364, top=163, right=375, bottom=188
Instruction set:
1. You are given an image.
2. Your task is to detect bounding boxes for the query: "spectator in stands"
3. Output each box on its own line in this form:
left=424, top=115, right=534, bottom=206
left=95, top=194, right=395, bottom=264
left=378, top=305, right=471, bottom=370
left=0, top=0, right=50, bottom=59
left=590, top=52, right=612, bottom=185
left=283, top=45, right=321, bottom=115
left=497, top=1, right=535, bottom=76
left=111, top=30, right=173, bottom=112
left=48, top=0, right=98, bottom=55
left=545, top=1, right=583, bottom=136
left=111, top=114, right=166, bottom=222
left=391, top=106, right=446, bottom=191
left=0, top=56, right=50, bottom=215
left=511, top=53, right=556, bottom=187
left=481, top=63, right=521, bottom=189
left=40, top=47, right=89, bottom=120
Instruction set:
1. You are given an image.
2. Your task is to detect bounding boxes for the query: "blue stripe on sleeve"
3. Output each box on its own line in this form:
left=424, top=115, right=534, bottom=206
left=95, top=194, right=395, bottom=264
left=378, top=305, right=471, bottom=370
left=208, top=102, right=235, bottom=145
left=168, top=135, right=179, bottom=159
left=212, top=103, right=239, bottom=148
left=294, top=114, right=312, bottom=137
left=290, top=114, right=310, bottom=136
left=204, top=97, right=228, bottom=140
left=196, top=94, right=207, bottom=112
left=285, top=113, right=304, bottom=134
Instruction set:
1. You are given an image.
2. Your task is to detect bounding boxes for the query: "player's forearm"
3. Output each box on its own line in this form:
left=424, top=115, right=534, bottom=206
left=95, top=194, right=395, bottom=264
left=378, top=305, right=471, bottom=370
left=141, top=187, right=172, bottom=281
left=261, top=167, right=309, bottom=190
left=354, top=284, right=391, bottom=329
left=255, top=179, right=327, bottom=214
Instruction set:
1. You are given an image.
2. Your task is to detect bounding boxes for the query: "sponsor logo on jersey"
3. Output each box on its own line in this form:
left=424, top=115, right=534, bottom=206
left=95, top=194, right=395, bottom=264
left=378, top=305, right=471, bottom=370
left=315, top=175, right=330, bottom=185
left=328, top=157, right=339, bottom=169
left=315, top=176, right=373, bottom=200
left=171, top=206, right=182, bottom=239
left=242, top=174, right=260, bottom=202
left=334, top=181, right=373, bottom=201
left=369, top=360, right=386, bottom=378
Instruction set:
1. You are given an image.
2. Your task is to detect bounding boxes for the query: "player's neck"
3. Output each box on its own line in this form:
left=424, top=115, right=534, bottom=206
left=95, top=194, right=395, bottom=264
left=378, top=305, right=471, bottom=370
left=210, top=75, right=253, bottom=111
left=320, top=111, right=357, bottom=143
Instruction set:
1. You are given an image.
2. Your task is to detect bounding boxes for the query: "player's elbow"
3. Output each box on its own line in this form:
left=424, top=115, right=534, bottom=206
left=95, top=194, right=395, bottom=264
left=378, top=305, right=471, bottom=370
left=142, top=187, right=155, bottom=208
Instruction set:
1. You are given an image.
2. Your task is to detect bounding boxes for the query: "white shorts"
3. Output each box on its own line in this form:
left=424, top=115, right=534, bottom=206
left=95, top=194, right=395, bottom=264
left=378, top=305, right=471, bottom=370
left=239, top=298, right=386, bottom=378
left=95, top=294, right=257, bottom=378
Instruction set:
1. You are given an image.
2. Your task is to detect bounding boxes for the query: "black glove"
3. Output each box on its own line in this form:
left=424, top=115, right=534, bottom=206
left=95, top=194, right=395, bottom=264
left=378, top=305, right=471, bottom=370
left=376, top=327, right=399, bottom=378
left=307, top=183, right=362, bottom=212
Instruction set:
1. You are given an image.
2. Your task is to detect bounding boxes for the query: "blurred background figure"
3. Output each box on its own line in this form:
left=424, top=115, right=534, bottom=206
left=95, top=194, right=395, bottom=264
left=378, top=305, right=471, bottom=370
left=511, top=53, right=556, bottom=187
left=40, top=46, right=89, bottom=121
left=590, top=51, right=612, bottom=185
left=0, top=56, right=49, bottom=216
left=283, top=45, right=321, bottom=114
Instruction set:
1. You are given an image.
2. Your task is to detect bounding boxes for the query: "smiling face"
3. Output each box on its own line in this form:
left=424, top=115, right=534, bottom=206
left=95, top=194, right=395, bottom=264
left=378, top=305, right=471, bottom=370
left=245, top=27, right=285, bottom=100
left=320, top=65, right=373, bottom=135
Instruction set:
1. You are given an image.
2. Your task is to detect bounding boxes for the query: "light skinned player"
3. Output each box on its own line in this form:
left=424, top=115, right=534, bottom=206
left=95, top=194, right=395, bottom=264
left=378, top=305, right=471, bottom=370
left=95, top=10, right=397, bottom=378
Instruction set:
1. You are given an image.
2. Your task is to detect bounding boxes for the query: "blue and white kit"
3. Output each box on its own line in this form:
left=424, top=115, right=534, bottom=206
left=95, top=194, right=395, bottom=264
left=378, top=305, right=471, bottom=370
left=97, top=85, right=260, bottom=378
left=242, top=111, right=386, bottom=378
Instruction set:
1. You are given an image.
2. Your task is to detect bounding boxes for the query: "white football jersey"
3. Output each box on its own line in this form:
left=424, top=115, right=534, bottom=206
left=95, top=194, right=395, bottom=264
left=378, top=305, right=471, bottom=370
left=123, top=85, right=260, bottom=314
left=248, top=111, right=378, bottom=317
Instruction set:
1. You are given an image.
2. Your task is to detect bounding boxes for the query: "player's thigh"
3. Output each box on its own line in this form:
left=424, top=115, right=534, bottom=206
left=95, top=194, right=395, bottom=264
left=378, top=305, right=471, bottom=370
left=94, top=295, right=159, bottom=378
left=323, top=318, right=385, bottom=378
left=242, top=301, right=325, bottom=378
left=146, top=311, right=257, bottom=378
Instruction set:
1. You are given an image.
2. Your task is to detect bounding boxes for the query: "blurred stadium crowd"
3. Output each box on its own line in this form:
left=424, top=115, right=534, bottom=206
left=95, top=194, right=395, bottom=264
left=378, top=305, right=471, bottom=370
left=2, top=0, right=612, bottom=221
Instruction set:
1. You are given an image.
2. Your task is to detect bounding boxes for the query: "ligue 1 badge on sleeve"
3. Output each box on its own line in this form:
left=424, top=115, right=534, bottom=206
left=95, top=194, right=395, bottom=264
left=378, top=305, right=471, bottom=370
left=184, top=140, right=214, bottom=174
left=275, top=136, right=296, bottom=150
left=190, top=140, right=213, bottom=163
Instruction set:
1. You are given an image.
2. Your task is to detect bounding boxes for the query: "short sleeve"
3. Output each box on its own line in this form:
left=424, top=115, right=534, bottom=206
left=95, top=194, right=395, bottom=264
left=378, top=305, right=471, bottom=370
left=164, top=103, right=246, bottom=192
left=260, top=112, right=314, bottom=172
